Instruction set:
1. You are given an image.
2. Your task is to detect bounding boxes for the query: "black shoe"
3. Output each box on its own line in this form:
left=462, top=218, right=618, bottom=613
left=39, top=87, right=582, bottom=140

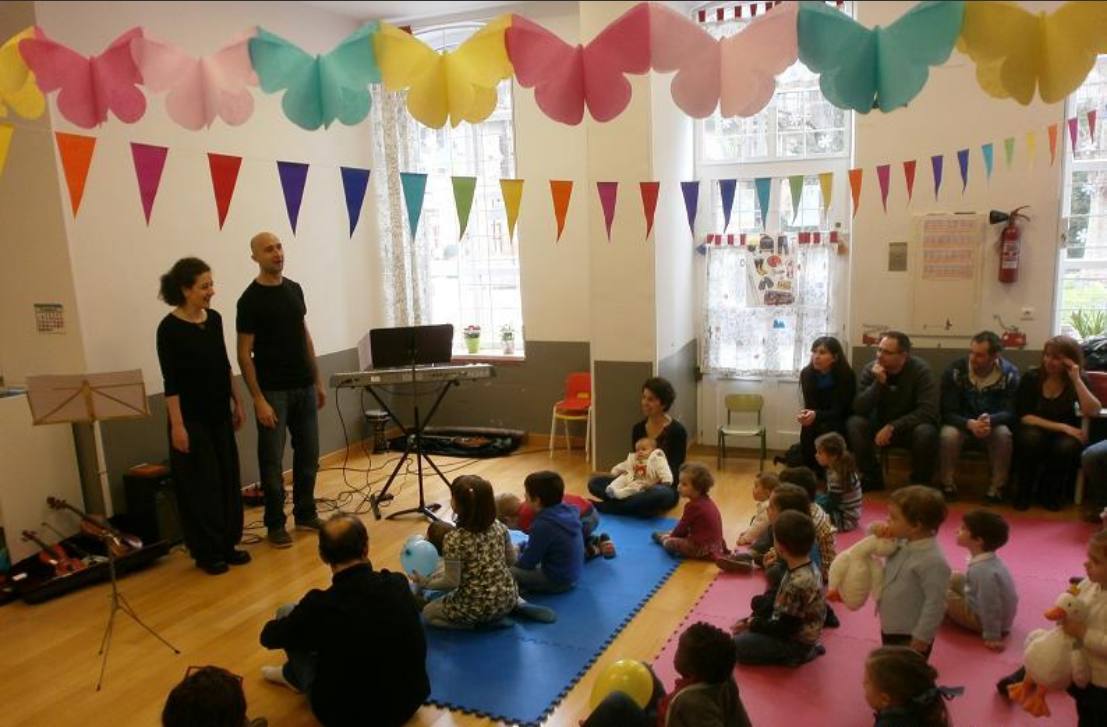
left=942, top=488, right=959, bottom=502
left=996, top=667, right=1024, bottom=698
left=1040, top=494, right=1062, bottom=512
left=861, top=478, right=885, bottom=493
left=227, top=549, right=251, bottom=566
left=824, top=605, right=840, bottom=629
left=984, top=491, right=1004, bottom=505
left=200, top=560, right=229, bottom=575
left=1013, top=496, right=1031, bottom=512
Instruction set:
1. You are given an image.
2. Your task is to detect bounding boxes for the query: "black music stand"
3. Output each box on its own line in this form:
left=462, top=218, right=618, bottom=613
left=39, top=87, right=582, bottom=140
left=364, top=325, right=455, bottom=521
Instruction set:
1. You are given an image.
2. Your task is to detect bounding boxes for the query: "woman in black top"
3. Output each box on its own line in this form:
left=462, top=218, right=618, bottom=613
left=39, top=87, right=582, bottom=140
left=797, top=336, right=856, bottom=477
left=156, top=258, right=248, bottom=575
left=588, top=377, right=688, bottom=517
left=1013, top=335, right=1101, bottom=511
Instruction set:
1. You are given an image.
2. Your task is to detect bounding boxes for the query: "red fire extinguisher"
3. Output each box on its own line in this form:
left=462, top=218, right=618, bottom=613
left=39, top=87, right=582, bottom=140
left=990, top=206, right=1030, bottom=284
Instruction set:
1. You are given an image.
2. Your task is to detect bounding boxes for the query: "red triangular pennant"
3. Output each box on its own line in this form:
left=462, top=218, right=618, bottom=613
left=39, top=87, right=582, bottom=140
left=639, top=181, right=659, bottom=240
left=1068, top=116, right=1079, bottom=152
left=903, top=160, right=917, bottom=202
left=207, top=153, right=243, bottom=229
left=1089, top=110, right=1098, bottom=139
left=55, top=132, right=97, bottom=216
left=130, top=143, right=168, bottom=225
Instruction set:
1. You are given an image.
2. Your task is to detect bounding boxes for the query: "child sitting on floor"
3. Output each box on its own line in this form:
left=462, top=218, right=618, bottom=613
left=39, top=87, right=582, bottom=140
left=873, top=485, right=951, bottom=659
left=813, top=432, right=863, bottom=532
left=410, top=475, right=554, bottom=629
left=864, top=646, right=962, bottom=726
left=732, top=510, right=826, bottom=667
left=582, top=622, right=752, bottom=727
left=509, top=471, right=583, bottom=594
left=496, top=487, right=614, bottom=559
left=779, top=466, right=838, bottom=578
left=945, top=509, right=1017, bottom=651
left=652, top=463, right=726, bottom=560
left=735, top=471, right=779, bottom=547
left=607, top=436, right=673, bottom=500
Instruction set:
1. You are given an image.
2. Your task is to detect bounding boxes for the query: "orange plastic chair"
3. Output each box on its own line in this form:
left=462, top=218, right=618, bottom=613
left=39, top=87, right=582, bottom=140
left=550, top=372, right=592, bottom=458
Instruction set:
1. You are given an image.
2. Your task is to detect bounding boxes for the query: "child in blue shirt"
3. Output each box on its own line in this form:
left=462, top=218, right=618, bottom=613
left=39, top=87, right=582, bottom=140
left=511, top=471, right=584, bottom=593
left=945, top=509, right=1018, bottom=651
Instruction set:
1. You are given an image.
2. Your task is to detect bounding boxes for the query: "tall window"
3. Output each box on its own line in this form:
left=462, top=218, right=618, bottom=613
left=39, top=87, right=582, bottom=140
left=1057, top=55, right=1107, bottom=340
left=376, top=23, right=522, bottom=355
left=698, top=3, right=852, bottom=375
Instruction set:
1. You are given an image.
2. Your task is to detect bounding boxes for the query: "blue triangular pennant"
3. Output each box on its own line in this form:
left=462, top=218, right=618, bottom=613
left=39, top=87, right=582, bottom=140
left=340, top=167, right=370, bottom=237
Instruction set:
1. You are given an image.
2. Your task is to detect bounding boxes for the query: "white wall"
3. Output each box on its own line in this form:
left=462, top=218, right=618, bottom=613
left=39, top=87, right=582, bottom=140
left=31, top=1, right=388, bottom=394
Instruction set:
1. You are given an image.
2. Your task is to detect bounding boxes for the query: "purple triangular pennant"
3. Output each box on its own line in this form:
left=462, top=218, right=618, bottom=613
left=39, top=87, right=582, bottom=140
left=681, top=181, right=700, bottom=238
left=956, top=149, right=969, bottom=193
left=277, top=161, right=309, bottom=234
left=718, top=179, right=737, bottom=232
left=340, top=167, right=370, bottom=237
left=931, top=154, right=944, bottom=199
left=130, top=142, right=168, bottom=225
left=596, top=182, right=618, bottom=241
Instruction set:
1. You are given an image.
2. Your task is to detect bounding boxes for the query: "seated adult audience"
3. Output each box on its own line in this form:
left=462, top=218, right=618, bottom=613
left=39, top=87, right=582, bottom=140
left=797, top=336, right=857, bottom=476
left=162, top=665, right=266, bottom=727
left=1083, top=439, right=1107, bottom=523
left=259, top=514, right=429, bottom=727
left=938, top=331, right=1020, bottom=502
left=847, top=331, right=939, bottom=491
left=588, top=377, right=688, bottom=517
left=1013, top=336, right=1102, bottom=511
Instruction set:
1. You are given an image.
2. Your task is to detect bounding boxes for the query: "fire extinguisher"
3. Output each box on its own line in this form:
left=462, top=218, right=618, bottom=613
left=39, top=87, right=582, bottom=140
left=990, top=206, right=1030, bottom=283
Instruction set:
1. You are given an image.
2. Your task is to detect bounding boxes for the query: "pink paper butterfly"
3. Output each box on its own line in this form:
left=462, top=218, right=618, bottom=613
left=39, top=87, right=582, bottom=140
left=506, top=3, right=650, bottom=125
left=131, top=33, right=258, bottom=131
left=650, top=1, right=798, bottom=119
left=20, top=27, right=146, bottom=128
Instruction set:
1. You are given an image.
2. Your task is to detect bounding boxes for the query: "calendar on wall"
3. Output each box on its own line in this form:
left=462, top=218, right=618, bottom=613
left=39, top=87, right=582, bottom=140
left=34, top=303, right=65, bottom=334
left=909, top=213, right=986, bottom=336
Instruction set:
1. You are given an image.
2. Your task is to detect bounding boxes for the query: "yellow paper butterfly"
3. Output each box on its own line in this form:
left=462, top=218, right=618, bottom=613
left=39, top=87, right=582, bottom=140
left=0, top=27, right=46, bottom=119
left=375, top=16, right=513, bottom=129
left=957, top=0, right=1107, bottom=105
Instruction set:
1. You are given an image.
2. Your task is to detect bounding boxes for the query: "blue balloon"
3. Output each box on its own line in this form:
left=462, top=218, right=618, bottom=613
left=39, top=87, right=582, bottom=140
left=401, top=539, right=440, bottom=578
left=508, top=529, right=528, bottom=549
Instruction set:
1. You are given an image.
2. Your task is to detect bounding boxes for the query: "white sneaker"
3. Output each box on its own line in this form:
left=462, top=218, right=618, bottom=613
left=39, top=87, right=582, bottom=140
left=261, top=665, right=300, bottom=693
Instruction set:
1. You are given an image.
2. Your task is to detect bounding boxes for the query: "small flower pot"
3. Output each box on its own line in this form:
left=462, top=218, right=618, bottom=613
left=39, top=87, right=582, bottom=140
left=502, top=339, right=515, bottom=355
left=465, top=337, right=481, bottom=354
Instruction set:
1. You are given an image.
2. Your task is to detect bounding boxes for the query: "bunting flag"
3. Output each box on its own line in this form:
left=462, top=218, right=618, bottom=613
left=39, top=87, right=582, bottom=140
left=207, top=153, right=242, bottom=229
left=718, top=179, right=737, bottom=232
left=1068, top=116, right=1080, bottom=151
left=1090, top=110, right=1098, bottom=140
left=400, top=171, right=428, bottom=239
left=550, top=179, right=573, bottom=241
left=876, top=164, right=890, bottom=212
left=1004, top=136, right=1015, bottom=168
left=451, top=176, right=477, bottom=239
left=596, top=181, right=618, bottom=241
left=639, top=181, right=659, bottom=240
left=500, top=179, right=523, bottom=240
left=1026, top=131, right=1037, bottom=167
left=956, top=148, right=969, bottom=193
left=981, top=143, right=994, bottom=182
left=788, top=175, right=804, bottom=222
left=903, top=160, right=916, bottom=202
left=847, top=168, right=862, bottom=218
left=754, top=177, right=771, bottom=229
left=818, top=172, right=833, bottom=217
left=0, top=124, right=13, bottom=178
left=1047, top=123, right=1059, bottom=165
left=277, top=161, right=309, bottom=234
left=130, top=142, right=168, bottom=225
left=339, top=166, right=370, bottom=237
left=931, top=154, right=943, bottom=199
left=56, top=132, right=97, bottom=217
left=680, top=180, right=699, bottom=237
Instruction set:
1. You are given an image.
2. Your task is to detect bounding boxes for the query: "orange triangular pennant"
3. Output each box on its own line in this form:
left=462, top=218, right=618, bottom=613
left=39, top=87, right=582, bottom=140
left=549, top=180, right=573, bottom=241
left=1047, top=123, right=1059, bottom=165
left=848, top=168, right=863, bottom=218
left=55, top=132, right=97, bottom=216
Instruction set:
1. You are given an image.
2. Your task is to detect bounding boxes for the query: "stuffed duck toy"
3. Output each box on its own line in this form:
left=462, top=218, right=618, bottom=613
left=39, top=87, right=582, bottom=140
left=826, top=534, right=898, bottom=611
left=1008, top=585, right=1091, bottom=718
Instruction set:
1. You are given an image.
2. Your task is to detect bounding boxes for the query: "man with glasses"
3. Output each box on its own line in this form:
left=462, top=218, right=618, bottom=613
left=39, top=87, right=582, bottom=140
left=847, top=331, right=940, bottom=491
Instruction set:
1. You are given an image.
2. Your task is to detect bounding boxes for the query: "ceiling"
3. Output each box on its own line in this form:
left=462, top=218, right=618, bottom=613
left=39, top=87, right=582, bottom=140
left=301, top=1, right=522, bottom=24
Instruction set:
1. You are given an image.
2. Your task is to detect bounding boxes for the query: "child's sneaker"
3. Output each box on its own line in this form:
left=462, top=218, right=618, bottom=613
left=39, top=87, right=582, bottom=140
left=716, top=553, right=754, bottom=573
left=598, top=533, right=617, bottom=559
left=584, top=534, right=602, bottom=561
left=651, top=530, right=668, bottom=545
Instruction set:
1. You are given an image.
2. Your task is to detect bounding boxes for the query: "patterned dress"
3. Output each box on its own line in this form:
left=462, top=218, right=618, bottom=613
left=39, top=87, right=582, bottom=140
left=440, top=520, right=519, bottom=624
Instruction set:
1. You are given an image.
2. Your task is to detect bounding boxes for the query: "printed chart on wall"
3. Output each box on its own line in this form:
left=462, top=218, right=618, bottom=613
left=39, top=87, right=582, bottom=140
left=910, top=213, right=985, bottom=337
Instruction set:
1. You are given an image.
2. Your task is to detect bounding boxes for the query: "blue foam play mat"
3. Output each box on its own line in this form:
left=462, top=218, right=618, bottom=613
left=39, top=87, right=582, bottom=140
left=423, top=513, right=679, bottom=725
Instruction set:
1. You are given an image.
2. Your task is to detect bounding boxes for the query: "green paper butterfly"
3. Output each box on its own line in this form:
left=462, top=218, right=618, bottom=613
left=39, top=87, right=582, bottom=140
left=797, top=1, right=965, bottom=114
left=249, top=23, right=380, bottom=130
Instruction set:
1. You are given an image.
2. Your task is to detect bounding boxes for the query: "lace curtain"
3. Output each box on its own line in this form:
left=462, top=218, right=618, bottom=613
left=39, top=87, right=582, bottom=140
left=703, top=241, right=832, bottom=376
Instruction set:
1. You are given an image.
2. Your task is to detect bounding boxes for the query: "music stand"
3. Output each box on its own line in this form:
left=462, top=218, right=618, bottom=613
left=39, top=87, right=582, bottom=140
left=362, top=325, right=454, bottom=521
left=25, top=370, right=179, bottom=688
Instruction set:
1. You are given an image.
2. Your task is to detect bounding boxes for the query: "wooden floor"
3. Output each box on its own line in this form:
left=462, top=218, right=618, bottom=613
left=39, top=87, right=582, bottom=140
left=0, top=443, right=1084, bottom=726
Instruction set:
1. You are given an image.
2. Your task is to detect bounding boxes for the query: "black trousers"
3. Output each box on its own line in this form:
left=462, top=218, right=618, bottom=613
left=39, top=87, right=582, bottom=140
left=847, top=415, right=938, bottom=488
left=1014, top=425, right=1082, bottom=503
left=169, top=418, right=243, bottom=565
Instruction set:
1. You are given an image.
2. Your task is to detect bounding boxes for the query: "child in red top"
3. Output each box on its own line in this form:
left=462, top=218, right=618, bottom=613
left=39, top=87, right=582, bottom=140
left=652, top=463, right=726, bottom=560
left=497, top=482, right=614, bottom=558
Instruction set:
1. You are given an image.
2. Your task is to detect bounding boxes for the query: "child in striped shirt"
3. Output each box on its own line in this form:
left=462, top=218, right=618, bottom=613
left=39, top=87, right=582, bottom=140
left=814, top=432, right=863, bottom=532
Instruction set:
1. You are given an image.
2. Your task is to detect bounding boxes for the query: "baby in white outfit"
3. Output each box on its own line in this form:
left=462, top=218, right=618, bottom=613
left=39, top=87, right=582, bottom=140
left=606, top=437, right=673, bottom=500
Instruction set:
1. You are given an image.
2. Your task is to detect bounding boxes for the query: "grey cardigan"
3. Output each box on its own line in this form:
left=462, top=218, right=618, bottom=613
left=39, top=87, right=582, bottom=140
left=878, top=537, right=951, bottom=643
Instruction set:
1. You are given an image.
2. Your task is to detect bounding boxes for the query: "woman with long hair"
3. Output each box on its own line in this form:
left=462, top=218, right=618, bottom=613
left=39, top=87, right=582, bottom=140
left=797, top=336, right=857, bottom=476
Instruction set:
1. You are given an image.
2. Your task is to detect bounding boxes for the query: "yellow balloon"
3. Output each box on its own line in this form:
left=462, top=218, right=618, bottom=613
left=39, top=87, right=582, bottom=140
left=588, top=659, right=653, bottom=711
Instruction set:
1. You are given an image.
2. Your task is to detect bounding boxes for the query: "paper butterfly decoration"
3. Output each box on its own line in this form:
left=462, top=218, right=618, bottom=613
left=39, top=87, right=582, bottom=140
left=957, top=0, right=1107, bottom=105
left=131, top=32, right=258, bottom=130
left=506, top=3, right=650, bottom=125
left=375, top=17, right=513, bottom=129
left=797, top=0, right=965, bottom=113
left=0, top=27, right=46, bottom=119
left=19, top=26, right=146, bottom=128
left=249, top=23, right=379, bottom=131
left=649, top=1, right=798, bottom=119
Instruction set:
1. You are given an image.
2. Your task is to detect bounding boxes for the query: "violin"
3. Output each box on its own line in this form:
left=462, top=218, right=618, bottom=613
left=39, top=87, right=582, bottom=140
left=46, top=497, right=143, bottom=557
left=21, top=530, right=85, bottom=576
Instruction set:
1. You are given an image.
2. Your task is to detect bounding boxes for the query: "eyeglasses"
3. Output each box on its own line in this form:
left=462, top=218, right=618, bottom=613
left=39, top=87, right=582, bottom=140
left=877, top=348, right=903, bottom=356
left=185, top=665, right=244, bottom=684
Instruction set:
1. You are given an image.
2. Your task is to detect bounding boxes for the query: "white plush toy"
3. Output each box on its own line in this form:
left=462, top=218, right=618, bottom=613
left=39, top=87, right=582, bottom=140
left=1008, top=586, right=1091, bottom=718
left=826, top=534, right=898, bottom=611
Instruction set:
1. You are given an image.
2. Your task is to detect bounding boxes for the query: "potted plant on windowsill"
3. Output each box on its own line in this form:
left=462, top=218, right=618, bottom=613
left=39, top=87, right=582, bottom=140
left=463, top=325, right=481, bottom=354
left=500, top=324, right=516, bottom=355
